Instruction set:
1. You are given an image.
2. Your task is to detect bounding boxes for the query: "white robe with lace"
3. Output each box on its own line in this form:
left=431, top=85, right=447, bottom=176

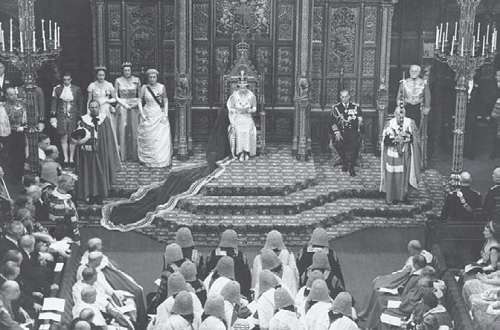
left=227, top=89, right=257, bottom=156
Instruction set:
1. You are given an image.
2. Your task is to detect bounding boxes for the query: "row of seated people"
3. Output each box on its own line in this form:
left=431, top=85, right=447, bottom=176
left=71, top=237, right=145, bottom=330
left=77, top=225, right=449, bottom=330
left=0, top=218, right=74, bottom=329
left=461, top=221, right=500, bottom=329
left=359, top=240, right=452, bottom=330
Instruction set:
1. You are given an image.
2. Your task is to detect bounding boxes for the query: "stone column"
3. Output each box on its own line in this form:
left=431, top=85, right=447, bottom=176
left=293, top=0, right=312, bottom=160
left=376, top=1, right=397, bottom=154
left=91, top=0, right=106, bottom=66
left=174, top=0, right=192, bottom=160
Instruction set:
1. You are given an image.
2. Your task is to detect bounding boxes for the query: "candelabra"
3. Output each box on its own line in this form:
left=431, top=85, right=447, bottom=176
left=0, top=0, right=61, bottom=174
left=434, top=0, right=496, bottom=186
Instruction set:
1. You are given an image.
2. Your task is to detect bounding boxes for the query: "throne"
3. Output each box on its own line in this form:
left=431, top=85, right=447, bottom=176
left=221, top=40, right=266, bottom=155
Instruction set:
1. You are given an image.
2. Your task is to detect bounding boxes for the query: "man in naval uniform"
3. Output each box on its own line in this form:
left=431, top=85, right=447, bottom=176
left=330, top=89, right=362, bottom=176
left=397, top=64, right=431, bottom=127
left=441, top=171, right=481, bottom=222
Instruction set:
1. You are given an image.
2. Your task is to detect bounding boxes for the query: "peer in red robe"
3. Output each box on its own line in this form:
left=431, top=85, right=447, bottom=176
left=74, top=100, right=120, bottom=203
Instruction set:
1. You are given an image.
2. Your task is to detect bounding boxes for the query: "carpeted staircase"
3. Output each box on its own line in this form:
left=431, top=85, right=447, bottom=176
left=77, top=144, right=444, bottom=249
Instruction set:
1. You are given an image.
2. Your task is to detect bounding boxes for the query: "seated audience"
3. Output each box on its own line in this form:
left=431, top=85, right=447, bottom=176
left=40, top=145, right=62, bottom=185
left=25, top=184, right=50, bottom=223
left=408, top=291, right=452, bottom=330
left=149, top=243, right=186, bottom=313
left=155, top=290, right=200, bottom=330
left=302, top=278, right=332, bottom=330
left=252, top=248, right=293, bottom=298
left=297, top=227, right=344, bottom=290
left=0, top=280, right=28, bottom=330
left=180, top=260, right=207, bottom=306
left=153, top=272, right=202, bottom=327
left=483, top=167, right=500, bottom=222
left=80, top=237, right=146, bottom=325
left=463, top=221, right=500, bottom=280
left=269, top=286, right=306, bottom=330
left=175, top=227, right=204, bottom=276
left=295, top=269, right=324, bottom=317
left=362, top=254, right=428, bottom=329
left=204, top=256, right=235, bottom=297
left=206, top=229, right=251, bottom=298
left=329, top=291, right=359, bottom=330
left=199, top=294, right=226, bottom=330
left=0, top=221, right=24, bottom=258
left=19, top=235, right=50, bottom=295
left=441, top=171, right=482, bottom=221
left=252, top=230, right=299, bottom=297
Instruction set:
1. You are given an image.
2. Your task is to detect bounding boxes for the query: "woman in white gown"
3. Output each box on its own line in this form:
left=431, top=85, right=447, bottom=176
left=137, top=69, right=172, bottom=168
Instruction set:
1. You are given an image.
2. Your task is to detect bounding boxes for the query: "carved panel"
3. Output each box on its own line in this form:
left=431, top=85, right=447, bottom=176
left=256, top=47, right=272, bottom=74
left=326, top=79, right=339, bottom=105
left=277, top=77, right=293, bottom=104
left=108, top=3, right=121, bottom=41
left=362, top=48, right=376, bottom=76
left=126, top=4, right=157, bottom=69
left=108, top=48, right=121, bottom=73
left=193, top=46, right=209, bottom=75
left=163, top=46, right=175, bottom=74
left=363, top=6, right=377, bottom=44
left=216, top=0, right=271, bottom=38
left=193, top=3, right=209, bottom=40
left=361, top=79, right=375, bottom=106
left=163, top=3, right=175, bottom=40
left=311, top=79, right=322, bottom=104
left=277, top=47, right=293, bottom=74
left=327, top=7, right=359, bottom=75
left=193, top=78, right=209, bottom=104
left=343, top=79, right=357, bottom=101
left=278, top=3, right=293, bottom=40
left=311, top=46, right=323, bottom=76
left=313, top=6, right=324, bottom=42
left=215, top=47, right=231, bottom=74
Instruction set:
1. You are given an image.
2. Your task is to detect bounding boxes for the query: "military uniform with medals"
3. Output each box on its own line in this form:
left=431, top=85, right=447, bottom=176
left=330, top=102, right=362, bottom=176
left=397, top=76, right=431, bottom=127
left=441, top=186, right=481, bottom=222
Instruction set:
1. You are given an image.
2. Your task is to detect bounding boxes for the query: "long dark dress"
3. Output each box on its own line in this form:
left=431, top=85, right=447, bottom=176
left=76, top=114, right=121, bottom=200
left=5, top=102, right=27, bottom=182
left=206, top=107, right=231, bottom=163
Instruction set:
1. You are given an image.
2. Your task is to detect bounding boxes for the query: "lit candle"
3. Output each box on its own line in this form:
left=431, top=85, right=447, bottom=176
left=477, top=22, right=481, bottom=42
left=41, top=19, right=45, bottom=34
left=439, top=23, right=443, bottom=44
left=450, top=36, right=455, bottom=55
left=20, top=31, right=23, bottom=52
left=32, top=30, right=36, bottom=51
left=1, top=31, right=4, bottom=52
left=445, top=22, right=449, bottom=42
left=441, top=32, right=445, bottom=53
left=9, top=19, right=13, bottom=52
left=454, top=21, right=458, bottom=40
left=482, top=35, right=486, bottom=56
left=49, top=19, right=52, bottom=40
left=487, top=24, right=490, bottom=44
left=461, top=37, right=464, bottom=56
left=57, top=26, right=60, bottom=48
left=472, top=37, right=475, bottom=57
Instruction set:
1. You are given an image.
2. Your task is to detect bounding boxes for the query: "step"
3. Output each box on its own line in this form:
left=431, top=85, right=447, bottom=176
left=179, top=187, right=384, bottom=215
left=154, top=196, right=432, bottom=229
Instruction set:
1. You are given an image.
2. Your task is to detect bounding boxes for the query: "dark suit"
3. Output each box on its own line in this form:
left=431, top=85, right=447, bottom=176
left=0, top=236, right=20, bottom=260
left=34, top=200, right=50, bottom=223
left=483, top=185, right=500, bottom=222
left=441, top=186, right=482, bottom=221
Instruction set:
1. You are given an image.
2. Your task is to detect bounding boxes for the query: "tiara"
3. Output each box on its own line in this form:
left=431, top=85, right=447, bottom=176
left=94, top=65, right=107, bottom=72
left=121, top=62, right=132, bottom=68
